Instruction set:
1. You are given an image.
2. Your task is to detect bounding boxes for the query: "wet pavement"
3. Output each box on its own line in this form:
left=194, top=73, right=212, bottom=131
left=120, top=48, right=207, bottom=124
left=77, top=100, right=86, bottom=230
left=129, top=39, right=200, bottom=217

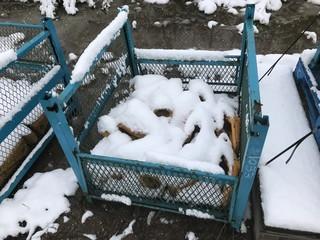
left=1, top=0, right=320, bottom=239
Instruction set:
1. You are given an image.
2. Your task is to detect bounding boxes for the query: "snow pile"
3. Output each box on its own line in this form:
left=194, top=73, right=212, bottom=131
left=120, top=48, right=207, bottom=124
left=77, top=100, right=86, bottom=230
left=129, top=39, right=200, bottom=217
left=101, top=193, right=132, bottom=206
left=70, top=7, right=128, bottom=83
left=68, top=52, right=78, bottom=62
left=185, top=231, right=198, bottom=240
left=132, top=20, right=137, bottom=29
left=207, top=20, right=218, bottom=29
left=63, top=216, right=69, bottom=223
left=30, top=0, right=95, bottom=18
left=109, top=219, right=135, bottom=240
left=0, top=168, right=78, bottom=239
left=93, top=75, right=238, bottom=174
left=184, top=208, right=215, bottom=219
left=146, top=211, right=155, bottom=225
left=83, top=234, right=97, bottom=240
left=304, top=31, right=317, bottom=44
left=308, top=0, right=320, bottom=5
left=258, top=53, right=320, bottom=233
left=144, top=0, right=169, bottom=4
left=236, top=23, right=259, bottom=35
left=81, top=210, right=94, bottom=223
left=145, top=0, right=283, bottom=25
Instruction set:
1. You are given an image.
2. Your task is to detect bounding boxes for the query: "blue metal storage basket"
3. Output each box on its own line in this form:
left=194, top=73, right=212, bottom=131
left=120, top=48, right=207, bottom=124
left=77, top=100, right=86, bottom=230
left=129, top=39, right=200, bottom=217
left=0, top=19, right=71, bottom=201
left=41, top=4, right=269, bottom=230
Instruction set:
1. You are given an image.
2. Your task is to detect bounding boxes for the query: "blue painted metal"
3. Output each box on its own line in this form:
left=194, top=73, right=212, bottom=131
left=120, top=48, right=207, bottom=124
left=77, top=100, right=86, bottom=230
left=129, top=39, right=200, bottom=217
left=293, top=59, right=320, bottom=147
left=16, top=31, right=50, bottom=58
left=231, top=4, right=269, bottom=229
left=43, top=18, right=71, bottom=85
left=40, top=97, right=88, bottom=193
left=237, top=20, right=247, bottom=95
left=123, top=21, right=139, bottom=76
left=60, top=37, right=123, bottom=104
left=0, top=22, right=43, bottom=29
left=309, top=47, right=320, bottom=86
left=14, top=61, right=52, bottom=71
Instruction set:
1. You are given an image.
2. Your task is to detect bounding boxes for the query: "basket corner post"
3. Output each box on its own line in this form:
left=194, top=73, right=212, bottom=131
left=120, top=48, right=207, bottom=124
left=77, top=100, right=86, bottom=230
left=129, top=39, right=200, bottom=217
left=237, top=4, right=256, bottom=94
left=245, top=4, right=255, bottom=20
left=40, top=96, right=88, bottom=194
left=231, top=120, right=269, bottom=230
left=42, top=18, right=71, bottom=85
left=123, top=20, right=139, bottom=76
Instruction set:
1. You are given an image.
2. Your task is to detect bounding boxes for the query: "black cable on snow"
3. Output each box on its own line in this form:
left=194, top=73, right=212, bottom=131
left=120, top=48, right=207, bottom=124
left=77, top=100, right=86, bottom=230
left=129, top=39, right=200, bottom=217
left=264, top=128, right=318, bottom=166
left=259, top=14, right=319, bottom=83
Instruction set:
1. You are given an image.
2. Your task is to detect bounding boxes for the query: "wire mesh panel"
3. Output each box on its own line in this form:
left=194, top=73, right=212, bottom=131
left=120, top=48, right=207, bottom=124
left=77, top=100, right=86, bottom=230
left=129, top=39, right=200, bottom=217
left=75, top=29, right=132, bottom=149
left=0, top=24, right=42, bottom=52
left=80, top=154, right=236, bottom=221
left=0, top=22, right=61, bottom=188
left=137, top=58, right=240, bottom=94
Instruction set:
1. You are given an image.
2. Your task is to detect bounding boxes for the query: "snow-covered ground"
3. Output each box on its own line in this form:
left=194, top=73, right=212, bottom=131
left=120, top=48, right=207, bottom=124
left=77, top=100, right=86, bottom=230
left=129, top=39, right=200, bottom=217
left=0, top=168, right=78, bottom=239
left=258, top=51, right=320, bottom=233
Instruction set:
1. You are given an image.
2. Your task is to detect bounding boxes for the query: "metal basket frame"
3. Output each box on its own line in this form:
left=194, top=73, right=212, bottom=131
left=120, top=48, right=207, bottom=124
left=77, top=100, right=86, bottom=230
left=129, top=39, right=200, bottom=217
left=41, top=5, right=269, bottom=230
left=0, top=19, right=70, bottom=202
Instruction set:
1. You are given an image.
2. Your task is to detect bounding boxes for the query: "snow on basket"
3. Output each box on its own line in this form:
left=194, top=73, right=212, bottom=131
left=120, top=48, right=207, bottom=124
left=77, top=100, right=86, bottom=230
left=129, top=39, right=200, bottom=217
left=41, top=4, right=268, bottom=230
left=92, top=75, right=240, bottom=208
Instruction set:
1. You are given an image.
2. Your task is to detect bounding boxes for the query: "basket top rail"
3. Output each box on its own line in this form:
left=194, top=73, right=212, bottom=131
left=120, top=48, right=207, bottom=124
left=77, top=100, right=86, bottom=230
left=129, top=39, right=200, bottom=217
left=0, top=22, right=43, bottom=29
left=135, top=48, right=240, bottom=62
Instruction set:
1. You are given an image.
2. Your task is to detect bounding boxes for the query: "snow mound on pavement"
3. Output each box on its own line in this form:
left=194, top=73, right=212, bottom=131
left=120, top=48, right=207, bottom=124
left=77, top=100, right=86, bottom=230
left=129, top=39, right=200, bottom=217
left=0, top=168, right=78, bottom=240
